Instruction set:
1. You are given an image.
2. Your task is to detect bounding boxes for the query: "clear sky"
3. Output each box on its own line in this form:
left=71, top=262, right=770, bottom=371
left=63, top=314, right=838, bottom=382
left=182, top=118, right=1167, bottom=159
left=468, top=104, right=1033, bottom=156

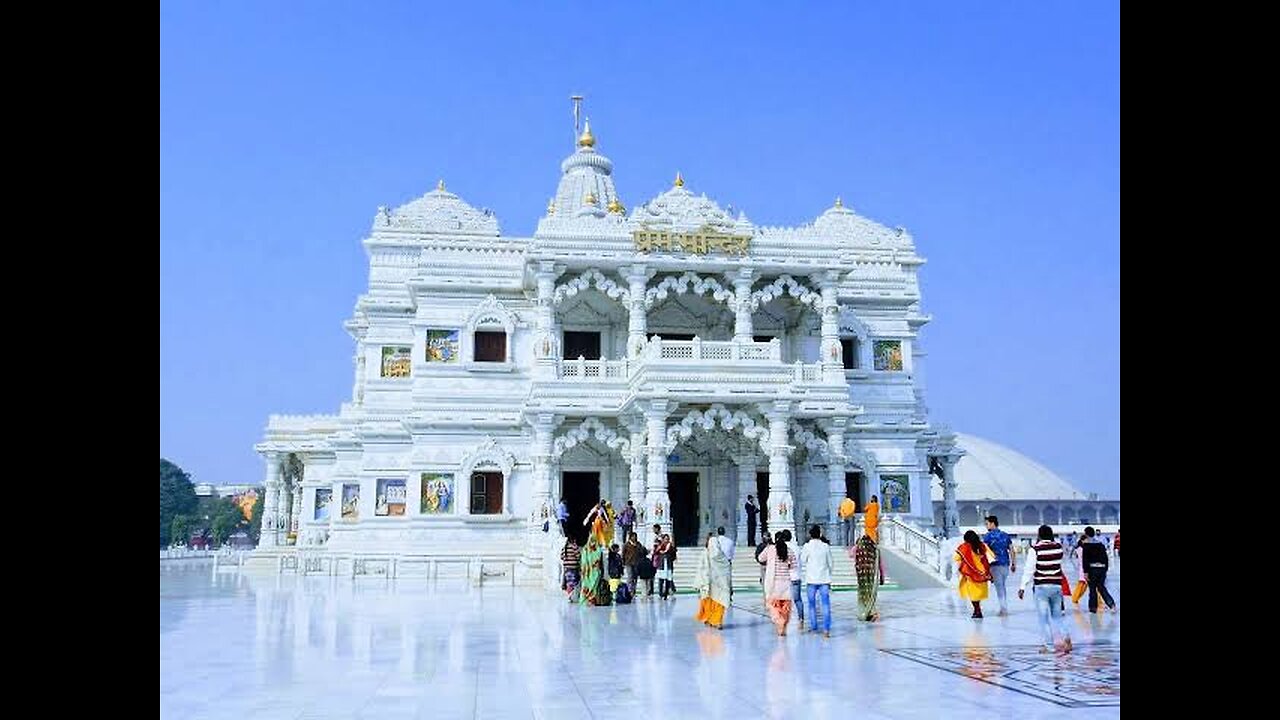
left=160, top=2, right=1119, bottom=497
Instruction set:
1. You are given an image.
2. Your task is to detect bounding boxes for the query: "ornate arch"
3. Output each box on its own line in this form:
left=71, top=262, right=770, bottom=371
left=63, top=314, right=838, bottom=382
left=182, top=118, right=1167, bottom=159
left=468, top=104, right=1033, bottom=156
left=842, top=438, right=879, bottom=480
left=458, top=437, right=517, bottom=480
left=789, top=420, right=829, bottom=458
left=664, top=404, right=770, bottom=455
left=553, top=268, right=630, bottom=307
left=644, top=272, right=735, bottom=310
left=838, top=306, right=872, bottom=341
left=749, top=274, right=821, bottom=311
left=551, top=417, right=631, bottom=460
left=466, top=294, right=517, bottom=334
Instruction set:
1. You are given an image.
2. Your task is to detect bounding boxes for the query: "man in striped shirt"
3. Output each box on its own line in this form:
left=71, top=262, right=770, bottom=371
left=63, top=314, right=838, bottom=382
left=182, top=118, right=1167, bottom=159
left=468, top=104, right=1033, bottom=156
left=1018, top=524, right=1074, bottom=654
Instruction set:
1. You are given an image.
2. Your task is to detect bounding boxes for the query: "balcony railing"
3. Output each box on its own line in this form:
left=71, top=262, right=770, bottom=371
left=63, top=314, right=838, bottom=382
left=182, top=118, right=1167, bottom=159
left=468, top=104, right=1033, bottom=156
left=644, top=337, right=782, bottom=362
left=559, top=357, right=630, bottom=379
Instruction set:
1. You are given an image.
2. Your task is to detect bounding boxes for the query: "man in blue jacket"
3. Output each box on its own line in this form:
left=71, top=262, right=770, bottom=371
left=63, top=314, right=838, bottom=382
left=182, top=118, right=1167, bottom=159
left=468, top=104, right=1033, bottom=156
left=983, top=515, right=1015, bottom=616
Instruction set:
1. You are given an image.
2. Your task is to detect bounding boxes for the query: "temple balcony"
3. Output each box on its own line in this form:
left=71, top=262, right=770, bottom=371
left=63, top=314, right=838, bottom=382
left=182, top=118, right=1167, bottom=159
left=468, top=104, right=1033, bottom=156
left=525, top=336, right=847, bottom=414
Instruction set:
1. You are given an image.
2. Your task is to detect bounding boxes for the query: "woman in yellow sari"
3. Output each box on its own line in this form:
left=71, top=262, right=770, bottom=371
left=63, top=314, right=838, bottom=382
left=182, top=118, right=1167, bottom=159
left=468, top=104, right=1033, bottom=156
left=694, top=533, right=732, bottom=629
left=954, top=530, right=996, bottom=618
left=585, top=500, right=616, bottom=548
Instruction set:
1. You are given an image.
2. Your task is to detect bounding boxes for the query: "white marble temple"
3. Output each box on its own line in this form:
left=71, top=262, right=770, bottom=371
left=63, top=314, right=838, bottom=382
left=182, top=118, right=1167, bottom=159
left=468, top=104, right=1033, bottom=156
left=161, top=565, right=1119, bottom=719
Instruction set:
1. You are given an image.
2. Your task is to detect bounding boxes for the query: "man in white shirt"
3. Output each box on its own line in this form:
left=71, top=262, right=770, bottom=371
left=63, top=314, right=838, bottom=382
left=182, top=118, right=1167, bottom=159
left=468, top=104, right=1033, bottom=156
left=799, top=525, right=834, bottom=637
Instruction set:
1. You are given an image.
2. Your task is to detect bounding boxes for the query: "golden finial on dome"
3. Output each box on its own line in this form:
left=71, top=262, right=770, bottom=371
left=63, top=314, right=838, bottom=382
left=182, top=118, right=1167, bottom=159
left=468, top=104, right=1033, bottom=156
left=834, top=196, right=843, bottom=208
left=577, top=119, right=596, bottom=148
left=437, top=179, right=446, bottom=192
left=546, top=198, right=556, bottom=215
left=674, top=171, right=684, bottom=188
left=584, top=191, right=598, bottom=206
left=607, top=196, right=624, bottom=214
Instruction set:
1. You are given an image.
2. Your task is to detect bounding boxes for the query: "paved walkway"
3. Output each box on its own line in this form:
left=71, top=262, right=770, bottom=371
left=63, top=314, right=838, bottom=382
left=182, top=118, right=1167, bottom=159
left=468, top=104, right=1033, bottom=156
left=160, top=564, right=1120, bottom=719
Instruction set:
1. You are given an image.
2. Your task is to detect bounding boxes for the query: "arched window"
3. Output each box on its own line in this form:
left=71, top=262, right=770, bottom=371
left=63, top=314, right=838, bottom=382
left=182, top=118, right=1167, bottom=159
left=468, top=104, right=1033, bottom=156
left=459, top=438, right=517, bottom=516
left=463, top=295, right=517, bottom=365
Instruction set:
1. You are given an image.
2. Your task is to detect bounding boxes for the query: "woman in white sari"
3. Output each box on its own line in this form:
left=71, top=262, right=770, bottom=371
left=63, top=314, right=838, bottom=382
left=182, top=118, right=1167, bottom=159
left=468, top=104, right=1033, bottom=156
left=694, top=533, right=732, bottom=630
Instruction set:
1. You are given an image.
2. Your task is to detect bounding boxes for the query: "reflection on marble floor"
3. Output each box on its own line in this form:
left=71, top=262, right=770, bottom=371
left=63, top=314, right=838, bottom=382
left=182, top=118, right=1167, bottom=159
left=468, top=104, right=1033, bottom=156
left=160, top=566, right=1119, bottom=720
left=883, top=643, right=1119, bottom=708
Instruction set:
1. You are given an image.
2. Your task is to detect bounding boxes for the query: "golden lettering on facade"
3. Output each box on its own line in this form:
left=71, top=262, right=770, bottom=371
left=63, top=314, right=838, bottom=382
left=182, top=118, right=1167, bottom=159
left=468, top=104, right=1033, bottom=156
left=631, top=225, right=750, bottom=256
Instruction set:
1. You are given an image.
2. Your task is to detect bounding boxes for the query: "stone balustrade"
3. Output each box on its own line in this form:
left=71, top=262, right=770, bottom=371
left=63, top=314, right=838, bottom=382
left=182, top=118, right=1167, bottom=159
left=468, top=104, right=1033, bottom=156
left=551, top=337, right=831, bottom=385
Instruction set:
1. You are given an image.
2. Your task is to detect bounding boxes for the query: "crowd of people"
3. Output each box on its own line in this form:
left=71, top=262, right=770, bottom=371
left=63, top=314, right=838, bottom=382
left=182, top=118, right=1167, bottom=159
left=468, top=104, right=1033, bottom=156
left=555, top=498, right=1118, bottom=653
left=952, top=515, right=1119, bottom=654
left=556, top=495, right=889, bottom=639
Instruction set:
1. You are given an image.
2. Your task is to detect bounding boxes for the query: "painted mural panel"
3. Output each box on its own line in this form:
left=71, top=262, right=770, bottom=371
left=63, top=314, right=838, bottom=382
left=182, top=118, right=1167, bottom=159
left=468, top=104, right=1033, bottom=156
left=375, top=479, right=407, bottom=516
left=341, top=484, right=360, bottom=520
left=314, top=488, right=332, bottom=521
left=420, top=473, right=455, bottom=514
left=380, top=346, right=412, bottom=378
left=873, top=340, right=903, bottom=371
left=425, top=329, right=460, bottom=363
left=880, top=474, right=910, bottom=514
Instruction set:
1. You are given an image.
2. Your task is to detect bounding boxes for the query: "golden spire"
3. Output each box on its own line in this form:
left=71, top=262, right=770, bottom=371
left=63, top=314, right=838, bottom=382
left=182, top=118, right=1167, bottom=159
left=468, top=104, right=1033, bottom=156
left=607, top=196, right=624, bottom=214
left=834, top=196, right=843, bottom=208
left=546, top=198, right=556, bottom=215
left=584, top=191, right=598, bottom=206
left=674, top=171, right=684, bottom=188
left=577, top=119, right=596, bottom=148
left=437, top=179, right=446, bottom=192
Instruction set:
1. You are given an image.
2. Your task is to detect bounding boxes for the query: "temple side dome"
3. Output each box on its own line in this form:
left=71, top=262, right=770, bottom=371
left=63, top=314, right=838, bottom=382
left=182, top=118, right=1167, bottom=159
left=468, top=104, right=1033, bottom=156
left=630, top=177, right=751, bottom=233
left=930, top=433, right=1088, bottom=502
left=809, top=198, right=912, bottom=249
left=379, top=183, right=500, bottom=236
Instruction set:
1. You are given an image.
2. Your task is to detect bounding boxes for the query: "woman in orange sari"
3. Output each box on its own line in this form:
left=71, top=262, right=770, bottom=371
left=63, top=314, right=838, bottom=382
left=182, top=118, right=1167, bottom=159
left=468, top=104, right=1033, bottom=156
left=954, top=530, right=996, bottom=618
left=694, top=533, right=732, bottom=629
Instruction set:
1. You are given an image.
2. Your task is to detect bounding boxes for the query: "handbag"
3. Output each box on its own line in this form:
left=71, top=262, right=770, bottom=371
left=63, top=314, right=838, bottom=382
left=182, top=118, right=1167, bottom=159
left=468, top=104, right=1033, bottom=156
left=1059, top=575, right=1071, bottom=596
left=1072, top=579, right=1088, bottom=603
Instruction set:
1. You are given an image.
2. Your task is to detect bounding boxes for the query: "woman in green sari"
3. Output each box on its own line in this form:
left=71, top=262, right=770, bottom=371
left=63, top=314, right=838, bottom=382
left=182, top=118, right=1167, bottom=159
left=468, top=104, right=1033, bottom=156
left=579, top=537, right=610, bottom=606
left=853, top=534, right=880, bottom=621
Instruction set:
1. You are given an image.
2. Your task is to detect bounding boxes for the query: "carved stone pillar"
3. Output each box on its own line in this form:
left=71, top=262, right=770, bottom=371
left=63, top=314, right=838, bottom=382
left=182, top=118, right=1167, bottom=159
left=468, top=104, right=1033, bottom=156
left=734, top=453, right=758, bottom=546
left=258, top=452, right=280, bottom=548
left=529, top=413, right=562, bottom=532
left=819, top=271, right=843, bottom=382
left=822, top=418, right=848, bottom=542
left=533, top=262, right=562, bottom=378
left=729, top=268, right=756, bottom=343
left=290, top=480, right=303, bottom=536
left=352, top=342, right=366, bottom=405
left=622, top=265, right=652, bottom=358
left=643, top=399, right=675, bottom=543
left=624, top=416, right=647, bottom=516
left=761, top=400, right=794, bottom=530
left=941, top=456, right=960, bottom=538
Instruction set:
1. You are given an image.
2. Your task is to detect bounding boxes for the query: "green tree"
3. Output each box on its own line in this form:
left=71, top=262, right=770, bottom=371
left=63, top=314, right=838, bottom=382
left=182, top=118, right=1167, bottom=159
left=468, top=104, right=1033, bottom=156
left=170, top=514, right=194, bottom=546
left=160, top=459, right=198, bottom=546
left=248, top=489, right=264, bottom=542
left=211, top=498, right=245, bottom=545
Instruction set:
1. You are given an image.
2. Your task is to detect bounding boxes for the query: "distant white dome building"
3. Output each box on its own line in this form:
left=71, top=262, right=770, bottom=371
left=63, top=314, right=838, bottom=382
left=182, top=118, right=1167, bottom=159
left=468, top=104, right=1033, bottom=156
left=931, top=433, right=1119, bottom=528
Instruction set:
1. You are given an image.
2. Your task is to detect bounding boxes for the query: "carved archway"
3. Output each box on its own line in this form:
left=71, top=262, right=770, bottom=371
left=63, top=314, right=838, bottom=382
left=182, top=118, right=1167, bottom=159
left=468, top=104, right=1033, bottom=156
left=663, top=404, right=770, bottom=455
left=749, top=274, right=821, bottom=312
left=644, top=272, right=734, bottom=310
left=553, top=269, right=630, bottom=307
left=551, top=417, right=631, bottom=460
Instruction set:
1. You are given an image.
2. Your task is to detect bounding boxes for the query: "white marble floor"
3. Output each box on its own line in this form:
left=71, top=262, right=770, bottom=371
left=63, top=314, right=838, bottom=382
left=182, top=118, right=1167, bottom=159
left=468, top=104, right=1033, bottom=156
left=160, top=564, right=1120, bottom=719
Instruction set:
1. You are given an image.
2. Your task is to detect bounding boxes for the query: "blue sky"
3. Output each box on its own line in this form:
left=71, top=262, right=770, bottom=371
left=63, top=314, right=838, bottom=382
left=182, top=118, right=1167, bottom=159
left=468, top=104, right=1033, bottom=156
left=160, top=2, right=1119, bottom=496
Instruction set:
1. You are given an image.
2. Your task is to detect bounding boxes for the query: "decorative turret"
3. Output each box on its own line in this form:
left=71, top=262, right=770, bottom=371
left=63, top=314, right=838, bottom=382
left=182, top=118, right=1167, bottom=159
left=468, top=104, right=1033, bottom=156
left=547, top=114, right=624, bottom=220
